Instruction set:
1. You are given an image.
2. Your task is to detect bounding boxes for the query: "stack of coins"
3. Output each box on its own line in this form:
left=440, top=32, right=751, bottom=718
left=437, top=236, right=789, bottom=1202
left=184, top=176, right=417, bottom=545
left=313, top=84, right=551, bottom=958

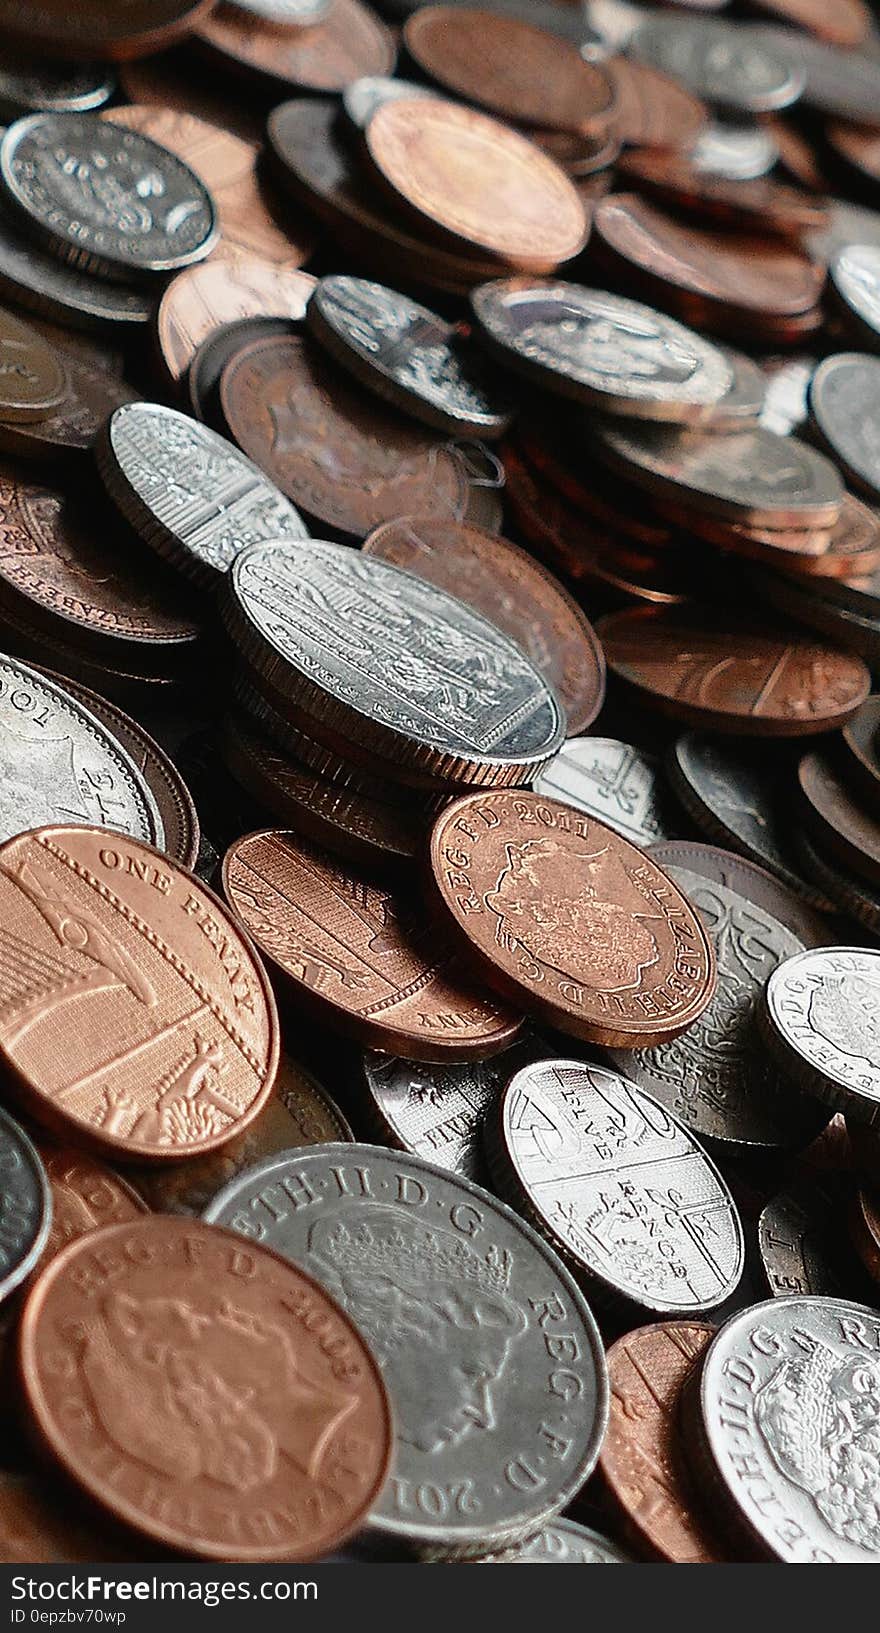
left=1, top=0, right=880, bottom=1577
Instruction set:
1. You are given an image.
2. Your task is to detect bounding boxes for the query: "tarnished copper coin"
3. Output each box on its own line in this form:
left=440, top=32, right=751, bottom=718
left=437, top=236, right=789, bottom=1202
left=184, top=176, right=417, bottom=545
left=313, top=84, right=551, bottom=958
left=155, top=257, right=317, bottom=388
left=0, top=826, right=279, bottom=1163
left=0, top=343, right=135, bottom=462
left=223, top=829, right=520, bottom=1060
left=0, top=1472, right=135, bottom=1564
left=841, top=694, right=880, bottom=814
left=39, top=1147, right=146, bottom=1265
left=129, top=1053, right=353, bottom=1217
left=102, top=104, right=314, bottom=270
left=617, top=150, right=827, bottom=237
left=429, top=789, right=716, bottom=1048
left=194, top=0, right=396, bottom=91
left=403, top=7, right=615, bottom=135
left=0, top=0, right=219, bottom=61
left=600, top=1322, right=725, bottom=1563
left=0, top=305, right=67, bottom=424
left=365, top=97, right=589, bottom=274
left=362, top=515, right=605, bottom=734
left=598, top=605, right=871, bottom=736
left=18, top=1217, right=392, bottom=1561
left=798, top=751, right=880, bottom=888
left=0, top=468, right=201, bottom=660
left=604, top=55, right=707, bottom=151
left=219, top=333, right=475, bottom=538
left=749, top=0, right=869, bottom=47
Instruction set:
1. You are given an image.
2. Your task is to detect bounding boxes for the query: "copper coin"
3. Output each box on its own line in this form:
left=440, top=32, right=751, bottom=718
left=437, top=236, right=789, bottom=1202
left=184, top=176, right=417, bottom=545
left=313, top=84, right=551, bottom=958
left=515, top=421, right=674, bottom=549
left=604, top=55, right=707, bottom=150
left=0, top=468, right=201, bottom=660
left=155, top=257, right=317, bottom=388
left=598, top=605, right=871, bottom=736
left=529, top=125, right=620, bottom=180
left=46, top=668, right=201, bottom=870
left=841, top=694, right=880, bottom=815
left=0, top=1472, right=135, bottom=1564
left=223, top=828, right=521, bottom=1060
left=850, top=1188, right=880, bottom=1285
left=223, top=713, right=421, bottom=868
left=593, top=194, right=824, bottom=321
left=365, top=97, right=589, bottom=274
left=102, top=104, right=314, bottom=270
left=600, top=1322, right=725, bottom=1563
left=683, top=495, right=880, bottom=581
left=38, top=1147, right=146, bottom=1265
left=128, top=1053, right=353, bottom=1217
left=194, top=0, right=396, bottom=91
left=0, top=0, right=219, bottom=61
left=798, top=751, right=880, bottom=888
left=747, top=0, right=870, bottom=47
left=361, top=514, right=606, bottom=735
left=0, top=345, right=136, bottom=461
left=218, top=333, right=470, bottom=537
left=403, top=7, right=615, bottom=135
left=0, top=305, right=67, bottom=424
left=617, top=150, right=826, bottom=237
left=428, top=788, right=716, bottom=1048
left=593, top=422, right=843, bottom=528
left=0, top=825, right=279, bottom=1163
left=647, top=840, right=831, bottom=950
left=18, top=1216, right=392, bottom=1560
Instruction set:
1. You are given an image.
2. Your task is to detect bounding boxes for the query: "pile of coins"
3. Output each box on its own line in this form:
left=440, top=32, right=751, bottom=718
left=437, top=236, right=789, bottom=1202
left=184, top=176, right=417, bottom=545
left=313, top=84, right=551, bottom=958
left=1, top=0, right=880, bottom=1572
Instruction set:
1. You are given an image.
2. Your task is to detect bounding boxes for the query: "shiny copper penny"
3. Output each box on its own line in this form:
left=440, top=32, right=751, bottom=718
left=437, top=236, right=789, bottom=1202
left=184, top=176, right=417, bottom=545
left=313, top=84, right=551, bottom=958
left=798, top=751, right=880, bottom=888
left=428, top=789, right=716, bottom=1048
left=403, top=7, right=615, bottom=135
left=194, top=0, right=396, bottom=91
left=600, top=1322, right=725, bottom=1563
left=223, top=828, right=521, bottom=1060
left=604, top=55, right=707, bottom=150
left=18, top=1217, right=392, bottom=1560
left=155, top=257, right=317, bottom=388
left=617, top=150, right=827, bottom=236
left=0, top=467, right=201, bottom=660
left=38, top=1147, right=147, bottom=1264
left=0, top=826, right=279, bottom=1163
left=362, top=515, right=605, bottom=735
left=365, top=97, right=589, bottom=274
left=593, top=194, right=823, bottom=321
left=0, top=305, right=67, bottom=424
left=128, top=1053, right=353, bottom=1217
left=102, top=104, right=314, bottom=270
left=598, top=605, right=871, bottom=736
left=1, top=0, right=219, bottom=61
left=218, top=333, right=469, bottom=537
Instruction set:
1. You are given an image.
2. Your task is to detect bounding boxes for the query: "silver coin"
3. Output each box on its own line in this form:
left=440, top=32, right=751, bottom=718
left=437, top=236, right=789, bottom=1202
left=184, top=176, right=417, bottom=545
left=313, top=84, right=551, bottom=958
left=0, top=113, right=218, bottom=283
left=698, top=1295, right=880, bottom=1562
left=224, top=541, right=565, bottom=787
left=361, top=1034, right=548, bottom=1182
left=0, top=198, right=150, bottom=331
left=754, top=26, right=880, bottom=122
left=308, top=275, right=513, bottom=439
left=230, top=0, right=332, bottom=21
left=532, top=736, right=671, bottom=848
left=0, top=656, right=162, bottom=848
left=489, top=1058, right=743, bottom=1313
left=342, top=76, right=436, bottom=131
left=809, top=199, right=880, bottom=266
left=609, top=867, right=827, bottom=1150
left=690, top=119, right=778, bottom=181
left=0, top=1105, right=51, bottom=1302
left=758, top=1178, right=854, bottom=1300
left=203, top=1142, right=609, bottom=1551
left=810, top=353, right=880, bottom=502
left=762, top=947, right=880, bottom=1124
left=469, top=281, right=731, bottom=421
left=0, top=60, right=115, bottom=121
left=830, top=246, right=880, bottom=348
left=630, top=17, right=805, bottom=113
left=759, top=355, right=814, bottom=438
left=473, top=1519, right=634, bottom=1563
left=95, top=403, right=309, bottom=588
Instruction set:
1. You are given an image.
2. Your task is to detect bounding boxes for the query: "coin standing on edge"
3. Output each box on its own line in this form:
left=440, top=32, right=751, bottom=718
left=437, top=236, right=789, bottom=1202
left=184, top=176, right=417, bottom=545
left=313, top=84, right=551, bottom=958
left=18, top=1217, right=393, bottom=1561
left=761, top=947, right=880, bottom=1124
left=0, top=1107, right=51, bottom=1303
left=204, top=1142, right=609, bottom=1552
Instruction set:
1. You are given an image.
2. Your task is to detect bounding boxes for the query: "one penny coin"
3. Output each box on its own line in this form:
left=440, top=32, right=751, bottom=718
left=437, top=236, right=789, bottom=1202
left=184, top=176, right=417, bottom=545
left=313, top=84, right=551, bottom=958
left=365, top=98, right=588, bottom=274
left=218, top=334, right=470, bottom=538
left=0, top=825, right=279, bottom=1163
left=194, top=0, right=396, bottom=91
left=403, top=7, right=615, bottom=135
left=18, top=1216, right=392, bottom=1560
left=156, top=258, right=317, bottom=388
left=798, top=751, right=880, bottom=888
left=600, top=1322, right=725, bottom=1563
left=0, top=0, right=218, bottom=61
left=490, top=1058, right=743, bottom=1313
left=597, top=605, right=870, bottom=736
left=429, top=788, right=716, bottom=1048
left=222, top=828, right=521, bottom=1060
left=38, top=1146, right=146, bottom=1265
left=0, top=305, right=66, bottom=423
left=362, top=515, right=605, bottom=734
